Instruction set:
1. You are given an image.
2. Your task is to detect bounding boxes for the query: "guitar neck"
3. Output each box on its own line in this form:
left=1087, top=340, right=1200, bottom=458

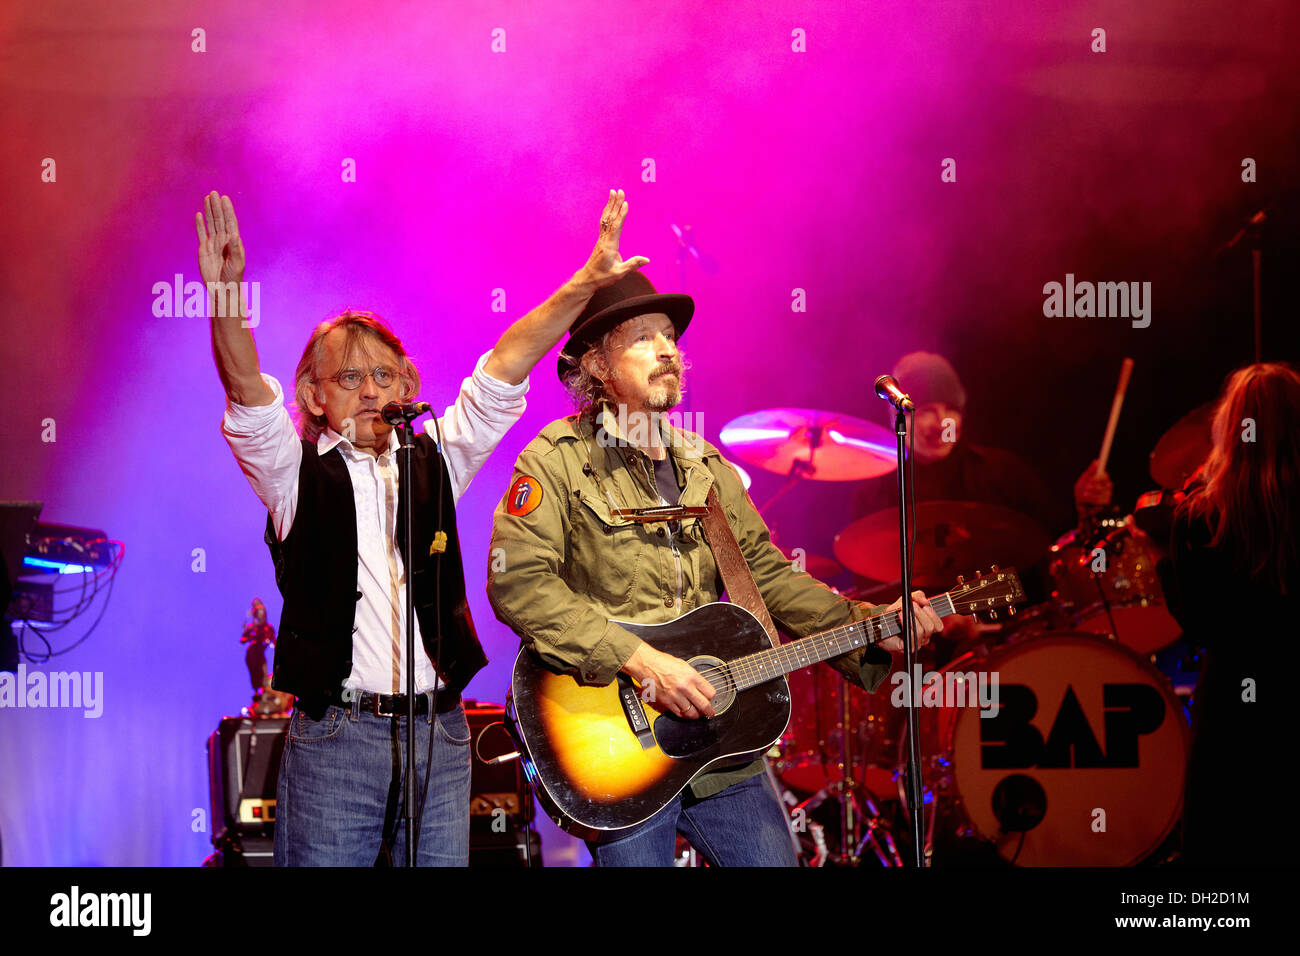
left=727, top=592, right=958, bottom=691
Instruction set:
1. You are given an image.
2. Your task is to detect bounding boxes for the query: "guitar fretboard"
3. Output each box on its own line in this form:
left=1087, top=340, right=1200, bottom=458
left=726, top=592, right=958, bottom=691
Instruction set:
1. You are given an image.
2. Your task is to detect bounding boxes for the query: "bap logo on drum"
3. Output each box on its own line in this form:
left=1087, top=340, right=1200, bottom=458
left=919, top=634, right=1187, bottom=866
left=981, top=681, right=1167, bottom=769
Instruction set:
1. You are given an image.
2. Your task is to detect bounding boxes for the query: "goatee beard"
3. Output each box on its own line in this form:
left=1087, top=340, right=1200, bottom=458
left=645, top=374, right=683, bottom=412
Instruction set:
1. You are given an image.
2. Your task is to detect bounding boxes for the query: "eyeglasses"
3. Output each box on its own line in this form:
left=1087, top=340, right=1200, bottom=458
left=322, top=367, right=398, bottom=390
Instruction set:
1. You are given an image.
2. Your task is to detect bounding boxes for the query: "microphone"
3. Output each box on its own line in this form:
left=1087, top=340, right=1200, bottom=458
left=874, top=375, right=915, bottom=412
left=381, top=401, right=432, bottom=425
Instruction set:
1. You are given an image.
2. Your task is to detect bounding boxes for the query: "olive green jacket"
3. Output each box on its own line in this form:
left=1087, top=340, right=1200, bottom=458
left=487, top=408, right=894, bottom=799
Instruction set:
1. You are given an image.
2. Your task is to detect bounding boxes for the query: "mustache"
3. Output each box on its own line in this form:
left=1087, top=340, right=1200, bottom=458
left=651, top=362, right=683, bottom=379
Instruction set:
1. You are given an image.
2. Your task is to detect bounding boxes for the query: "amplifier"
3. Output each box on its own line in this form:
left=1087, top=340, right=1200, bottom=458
left=465, top=699, right=540, bottom=867
left=204, top=703, right=539, bottom=866
left=207, top=716, right=288, bottom=855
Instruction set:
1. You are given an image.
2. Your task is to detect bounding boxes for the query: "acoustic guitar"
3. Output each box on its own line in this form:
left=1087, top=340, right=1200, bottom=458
left=507, top=567, right=1024, bottom=835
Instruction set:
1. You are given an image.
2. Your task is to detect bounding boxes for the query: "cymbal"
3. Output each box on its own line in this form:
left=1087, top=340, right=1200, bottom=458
left=1150, top=401, right=1214, bottom=490
left=719, top=408, right=896, bottom=481
left=779, top=546, right=843, bottom=581
left=834, top=500, right=1050, bottom=586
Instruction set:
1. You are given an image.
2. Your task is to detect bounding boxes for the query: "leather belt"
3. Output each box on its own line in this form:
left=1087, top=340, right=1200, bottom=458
left=313, top=687, right=461, bottom=717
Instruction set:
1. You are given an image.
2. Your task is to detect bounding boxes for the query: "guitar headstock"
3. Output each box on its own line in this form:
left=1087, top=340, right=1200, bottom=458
left=948, top=566, right=1025, bottom=620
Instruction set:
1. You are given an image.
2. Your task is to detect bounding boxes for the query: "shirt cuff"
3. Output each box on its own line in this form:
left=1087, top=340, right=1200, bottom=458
left=473, top=350, right=530, bottom=404
left=577, top=621, right=643, bottom=686
left=221, top=373, right=286, bottom=433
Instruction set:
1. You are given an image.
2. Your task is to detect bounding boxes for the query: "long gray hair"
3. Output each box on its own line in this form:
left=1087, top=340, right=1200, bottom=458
left=292, top=309, right=420, bottom=441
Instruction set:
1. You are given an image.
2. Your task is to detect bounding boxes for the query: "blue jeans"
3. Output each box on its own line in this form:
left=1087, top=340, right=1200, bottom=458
left=588, top=770, right=798, bottom=867
left=273, top=698, right=472, bottom=866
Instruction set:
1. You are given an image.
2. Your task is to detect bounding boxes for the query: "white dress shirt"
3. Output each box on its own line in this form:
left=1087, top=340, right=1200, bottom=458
left=221, top=351, right=528, bottom=695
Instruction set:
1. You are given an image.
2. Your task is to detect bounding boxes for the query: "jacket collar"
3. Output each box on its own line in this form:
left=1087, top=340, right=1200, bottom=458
left=584, top=405, right=715, bottom=510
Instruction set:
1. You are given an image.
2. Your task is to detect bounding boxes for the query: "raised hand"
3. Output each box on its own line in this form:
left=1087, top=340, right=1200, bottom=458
left=578, top=188, right=649, bottom=288
left=1074, top=458, right=1114, bottom=511
left=196, top=191, right=245, bottom=287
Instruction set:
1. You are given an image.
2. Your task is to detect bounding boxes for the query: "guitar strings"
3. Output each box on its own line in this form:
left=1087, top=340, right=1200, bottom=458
left=677, top=591, right=1006, bottom=695
left=689, top=616, right=888, bottom=692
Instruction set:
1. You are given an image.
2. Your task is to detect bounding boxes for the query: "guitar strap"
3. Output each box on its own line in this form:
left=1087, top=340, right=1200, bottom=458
left=701, top=485, right=780, bottom=649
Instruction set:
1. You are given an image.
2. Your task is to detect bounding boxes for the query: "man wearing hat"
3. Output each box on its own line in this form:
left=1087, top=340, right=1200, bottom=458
left=487, top=274, right=943, bottom=866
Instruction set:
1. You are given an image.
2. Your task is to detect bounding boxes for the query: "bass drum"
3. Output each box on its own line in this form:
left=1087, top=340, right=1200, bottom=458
left=898, top=632, right=1188, bottom=866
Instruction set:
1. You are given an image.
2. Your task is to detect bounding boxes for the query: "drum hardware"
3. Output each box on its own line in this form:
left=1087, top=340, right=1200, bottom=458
left=1048, top=518, right=1182, bottom=654
left=773, top=656, right=905, bottom=867
left=787, top=779, right=904, bottom=868
left=807, top=820, right=830, bottom=867
left=852, top=789, right=904, bottom=867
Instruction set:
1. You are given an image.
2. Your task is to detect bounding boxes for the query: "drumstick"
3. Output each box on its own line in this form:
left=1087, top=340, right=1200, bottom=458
left=1096, top=357, right=1134, bottom=475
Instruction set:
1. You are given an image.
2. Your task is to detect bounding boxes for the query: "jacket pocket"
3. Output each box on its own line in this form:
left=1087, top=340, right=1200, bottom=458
left=570, top=496, right=640, bottom=608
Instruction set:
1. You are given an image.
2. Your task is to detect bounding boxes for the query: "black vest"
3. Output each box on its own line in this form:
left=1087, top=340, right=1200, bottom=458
left=265, top=435, right=487, bottom=704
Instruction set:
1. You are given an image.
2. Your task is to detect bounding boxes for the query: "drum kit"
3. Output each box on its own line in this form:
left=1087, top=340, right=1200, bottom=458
left=719, top=378, right=1211, bottom=867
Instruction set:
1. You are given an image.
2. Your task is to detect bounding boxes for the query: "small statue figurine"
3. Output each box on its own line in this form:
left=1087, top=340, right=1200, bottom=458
left=240, top=598, right=294, bottom=716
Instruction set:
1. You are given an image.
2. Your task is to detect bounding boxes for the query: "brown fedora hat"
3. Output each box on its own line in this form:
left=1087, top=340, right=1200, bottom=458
left=556, top=271, right=694, bottom=381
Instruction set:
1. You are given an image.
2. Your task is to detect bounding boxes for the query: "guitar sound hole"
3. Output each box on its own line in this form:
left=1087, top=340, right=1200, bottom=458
left=690, top=656, right=735, bottom=715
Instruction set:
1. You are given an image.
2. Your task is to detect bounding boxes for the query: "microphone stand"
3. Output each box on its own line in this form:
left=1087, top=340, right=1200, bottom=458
left=383, top=400, right=435, bottom=866
left=1216, top=206, right=1269, bottom=362
left=892, top=407, right=925, bottom=867
left=395, top=414, right=419, bottom=866
left=383, top=399, right=436, bottom=866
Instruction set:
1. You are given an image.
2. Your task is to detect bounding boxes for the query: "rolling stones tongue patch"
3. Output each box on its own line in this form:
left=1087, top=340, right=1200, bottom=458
left=506, top=475, right=543, bottom=516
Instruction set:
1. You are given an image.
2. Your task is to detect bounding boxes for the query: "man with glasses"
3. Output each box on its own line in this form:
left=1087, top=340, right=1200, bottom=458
left=200, top=188, right=647, bottom=866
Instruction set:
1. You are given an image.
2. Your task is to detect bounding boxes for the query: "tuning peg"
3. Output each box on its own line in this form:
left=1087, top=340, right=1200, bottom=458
left=991, top=563, right=999, bottom=572
left=956, top=575, right=965, bottom=585
left=989, top=610, right=999, bottom=620
left=1008, top=605, right=1017, bottom=616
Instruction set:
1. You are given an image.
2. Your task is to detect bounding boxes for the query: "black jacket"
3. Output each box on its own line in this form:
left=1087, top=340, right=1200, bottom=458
left=265, top=435, right=487, bottom=710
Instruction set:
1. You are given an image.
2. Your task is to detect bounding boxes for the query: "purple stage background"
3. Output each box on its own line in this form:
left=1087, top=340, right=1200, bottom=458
left=2, top=1, right=1298, bottom=866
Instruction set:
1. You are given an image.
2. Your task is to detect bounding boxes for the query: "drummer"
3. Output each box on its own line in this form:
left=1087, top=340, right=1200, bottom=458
left=853, top=352, right=1111, bottom=647
left=854, top=351, right=1109, bottom=529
